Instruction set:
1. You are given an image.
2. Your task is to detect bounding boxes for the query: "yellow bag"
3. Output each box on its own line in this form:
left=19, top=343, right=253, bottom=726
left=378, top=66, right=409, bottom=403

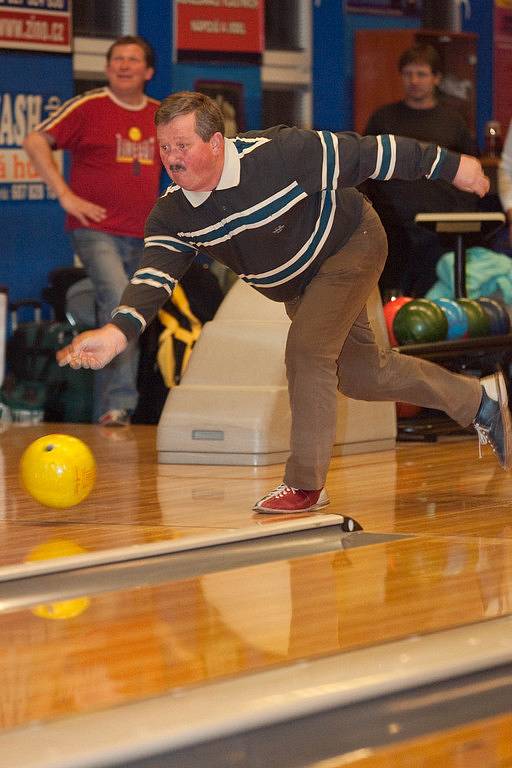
left=156, top=284, right=202, bottom=388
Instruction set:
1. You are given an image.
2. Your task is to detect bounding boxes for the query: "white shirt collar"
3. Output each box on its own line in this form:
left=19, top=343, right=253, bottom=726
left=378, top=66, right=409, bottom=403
left=182, top=138, right=240, bottom=208
left=105, top=87, right=148, bottom=111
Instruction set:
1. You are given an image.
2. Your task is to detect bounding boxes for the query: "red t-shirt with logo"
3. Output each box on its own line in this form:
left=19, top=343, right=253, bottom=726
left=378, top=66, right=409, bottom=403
left=38, top=87, right=161, bottom=238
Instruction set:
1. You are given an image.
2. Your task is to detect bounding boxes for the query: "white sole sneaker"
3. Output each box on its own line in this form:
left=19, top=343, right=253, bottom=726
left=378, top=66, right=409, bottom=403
left=254, top=488, right=330, bottom=514
left=477, top=372, right=512, bottom=470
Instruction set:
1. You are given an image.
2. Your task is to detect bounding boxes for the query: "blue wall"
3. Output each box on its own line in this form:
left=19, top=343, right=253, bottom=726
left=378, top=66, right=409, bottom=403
left=138, top=0, right=173, bottom=101
left=312, top=0, right=345, bottom=131
left=1, top=51, right=74, bottom=305
left=462, top=1, right=494, bottom=148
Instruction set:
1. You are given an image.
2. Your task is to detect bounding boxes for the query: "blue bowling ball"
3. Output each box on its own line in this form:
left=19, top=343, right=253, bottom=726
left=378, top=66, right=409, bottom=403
left=476, top=297, right=511, bottom=336
left=432, top=297, right=468, bottom=340
left=457, top=298, right=490, bottom=338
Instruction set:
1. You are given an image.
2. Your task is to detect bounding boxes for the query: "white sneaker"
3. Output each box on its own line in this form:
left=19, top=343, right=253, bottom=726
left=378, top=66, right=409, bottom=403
left=473, top=372, right=512, bottom=470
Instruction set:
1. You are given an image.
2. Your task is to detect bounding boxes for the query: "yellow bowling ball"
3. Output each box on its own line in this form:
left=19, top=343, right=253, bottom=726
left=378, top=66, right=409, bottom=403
left=26, top=538, right=88, bottom=561
left=20, top=434, right=96, bottom=508
left=32, top=597, right=91, bottom=621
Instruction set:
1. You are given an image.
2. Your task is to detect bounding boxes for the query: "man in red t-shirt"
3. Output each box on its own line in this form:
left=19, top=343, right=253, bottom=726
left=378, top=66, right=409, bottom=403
left=24, top=35, right=161, bottom=426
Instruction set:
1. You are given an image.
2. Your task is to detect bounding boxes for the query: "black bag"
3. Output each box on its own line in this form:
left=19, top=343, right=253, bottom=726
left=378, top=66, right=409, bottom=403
left=132, top=263, right=224, bottom=424
left=1, top=300, right=93, bottom=423
left=42, top=267, right=89, bottom=321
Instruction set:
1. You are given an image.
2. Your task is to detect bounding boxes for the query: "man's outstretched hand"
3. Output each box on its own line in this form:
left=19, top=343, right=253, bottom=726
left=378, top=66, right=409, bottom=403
left=57, top=324, right=128, bottom=370
left=453, top=155, right=490, bottom=198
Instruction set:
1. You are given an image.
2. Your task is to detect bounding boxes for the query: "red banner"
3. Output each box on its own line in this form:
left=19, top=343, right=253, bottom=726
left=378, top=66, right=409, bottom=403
left=176, top=0, right=264, bottom=55
left=0, top=2, right=71, bottom=53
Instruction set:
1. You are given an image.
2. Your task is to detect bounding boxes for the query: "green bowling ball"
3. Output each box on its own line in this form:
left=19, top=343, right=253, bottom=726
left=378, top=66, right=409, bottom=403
left=457, top=298, right=490, bottom=338
left=393, top=299, right=448, bottom=345
left=476, top=297, right=510, bottom=335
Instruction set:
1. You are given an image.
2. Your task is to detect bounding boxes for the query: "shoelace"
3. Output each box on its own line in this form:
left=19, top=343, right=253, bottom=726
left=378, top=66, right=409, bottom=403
left=474, top=422, right=491, bottom=460
left=474, top=423, right=489, bottom=459
left=265, top=483, right=299, bottom=499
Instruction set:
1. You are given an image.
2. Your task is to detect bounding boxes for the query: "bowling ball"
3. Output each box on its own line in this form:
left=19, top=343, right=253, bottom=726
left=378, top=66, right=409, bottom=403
left=457, top=298, right=490, bottom=338
left=32, top=597, right=91, bottom=621
left=20, top=434, right=96, bottom=508
left=383, top=296, right=413, bottom=345
left=393, top=299, right=448, bottom=345
left=499, top=303, right=511, bottom=334
left=26, top=538, right=88, bottom=561
left=396, top=402, right=422, bottom=418
left=432, top=297, right=469, bottom=340
left=476, top=297, right=510, bottom=335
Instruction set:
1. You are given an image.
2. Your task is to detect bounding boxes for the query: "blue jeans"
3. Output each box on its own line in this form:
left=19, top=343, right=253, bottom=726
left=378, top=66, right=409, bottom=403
left=71, top=229, right=142, bottom=421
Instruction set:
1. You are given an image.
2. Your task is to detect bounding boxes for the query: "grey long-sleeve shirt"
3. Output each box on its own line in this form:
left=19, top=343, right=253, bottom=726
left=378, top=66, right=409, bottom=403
left=111, top=125, right=460, bottom=339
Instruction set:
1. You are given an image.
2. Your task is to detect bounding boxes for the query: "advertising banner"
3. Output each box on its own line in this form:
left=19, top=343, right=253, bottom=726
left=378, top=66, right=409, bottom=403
left=0, top=0, right=72, bottom=53
left=175, top=0, right=264, bottom=56
left=0, top=89, right=63, bottom=203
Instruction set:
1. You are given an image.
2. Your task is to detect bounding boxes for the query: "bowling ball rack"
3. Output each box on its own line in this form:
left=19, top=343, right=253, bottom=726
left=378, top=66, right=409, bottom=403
left=395, top=211, right=508, bottom=441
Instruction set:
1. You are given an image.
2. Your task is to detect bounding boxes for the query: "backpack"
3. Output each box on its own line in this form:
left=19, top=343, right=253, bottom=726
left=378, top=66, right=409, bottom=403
left=157, top=283, right=202, bottom=387
left=1, top=303, right=93, bottom=423
left=132, top=263, right=224, bottom=424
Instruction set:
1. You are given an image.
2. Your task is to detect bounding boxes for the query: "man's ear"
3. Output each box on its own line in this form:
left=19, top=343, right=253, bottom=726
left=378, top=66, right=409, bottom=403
left=210, top=132, right=224, bottom=154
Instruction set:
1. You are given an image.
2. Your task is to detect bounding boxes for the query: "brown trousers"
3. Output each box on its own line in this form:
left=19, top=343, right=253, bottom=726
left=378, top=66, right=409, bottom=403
left=283, top=201, right=482, bottom=490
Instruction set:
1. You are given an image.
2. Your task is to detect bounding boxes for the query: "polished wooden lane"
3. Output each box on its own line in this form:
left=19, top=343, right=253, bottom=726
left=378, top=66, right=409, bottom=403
left=2, top=423, right=512, bottom=766
left=309, top=712, right=512, bottom=767
left=1, top=422, right=287, bottom=529
left=0, top=423, right=345, bottom=575
left=2, top=534, right=512, bottom=735
left=1, top=423, right=512, bottom=576
left=334, top=438, right=512, bottom=538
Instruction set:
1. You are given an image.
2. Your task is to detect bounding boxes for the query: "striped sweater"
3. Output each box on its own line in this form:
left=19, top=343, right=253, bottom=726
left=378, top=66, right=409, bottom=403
left=111, top=125, right=459, bottom=339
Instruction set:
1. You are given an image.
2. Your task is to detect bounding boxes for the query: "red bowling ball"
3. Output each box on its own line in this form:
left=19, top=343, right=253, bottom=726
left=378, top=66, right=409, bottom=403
left=383, top=296, right=413, bottom=346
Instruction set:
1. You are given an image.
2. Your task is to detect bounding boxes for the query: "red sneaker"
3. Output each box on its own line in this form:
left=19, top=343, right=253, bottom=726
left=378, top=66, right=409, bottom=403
left=98, top=409, right=130, bottom=427
left=253, top=484, right=330, bottom=513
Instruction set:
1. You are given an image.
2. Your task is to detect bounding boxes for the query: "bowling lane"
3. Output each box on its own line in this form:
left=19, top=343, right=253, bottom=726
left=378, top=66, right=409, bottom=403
left=3, top=529, right=406, bottom=611
left=3, top=423, right=512, bottom=581
left=2, top=533, right=512, bottom=767
left=0, top=515, right=352, bottom=581
left=322, top=438, right=512, bottom=539
left=0, top=423, right=356, bottom=579
left=2, top=423, right=296, bottom=529
left=3, top=634, right=512, bottom=768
